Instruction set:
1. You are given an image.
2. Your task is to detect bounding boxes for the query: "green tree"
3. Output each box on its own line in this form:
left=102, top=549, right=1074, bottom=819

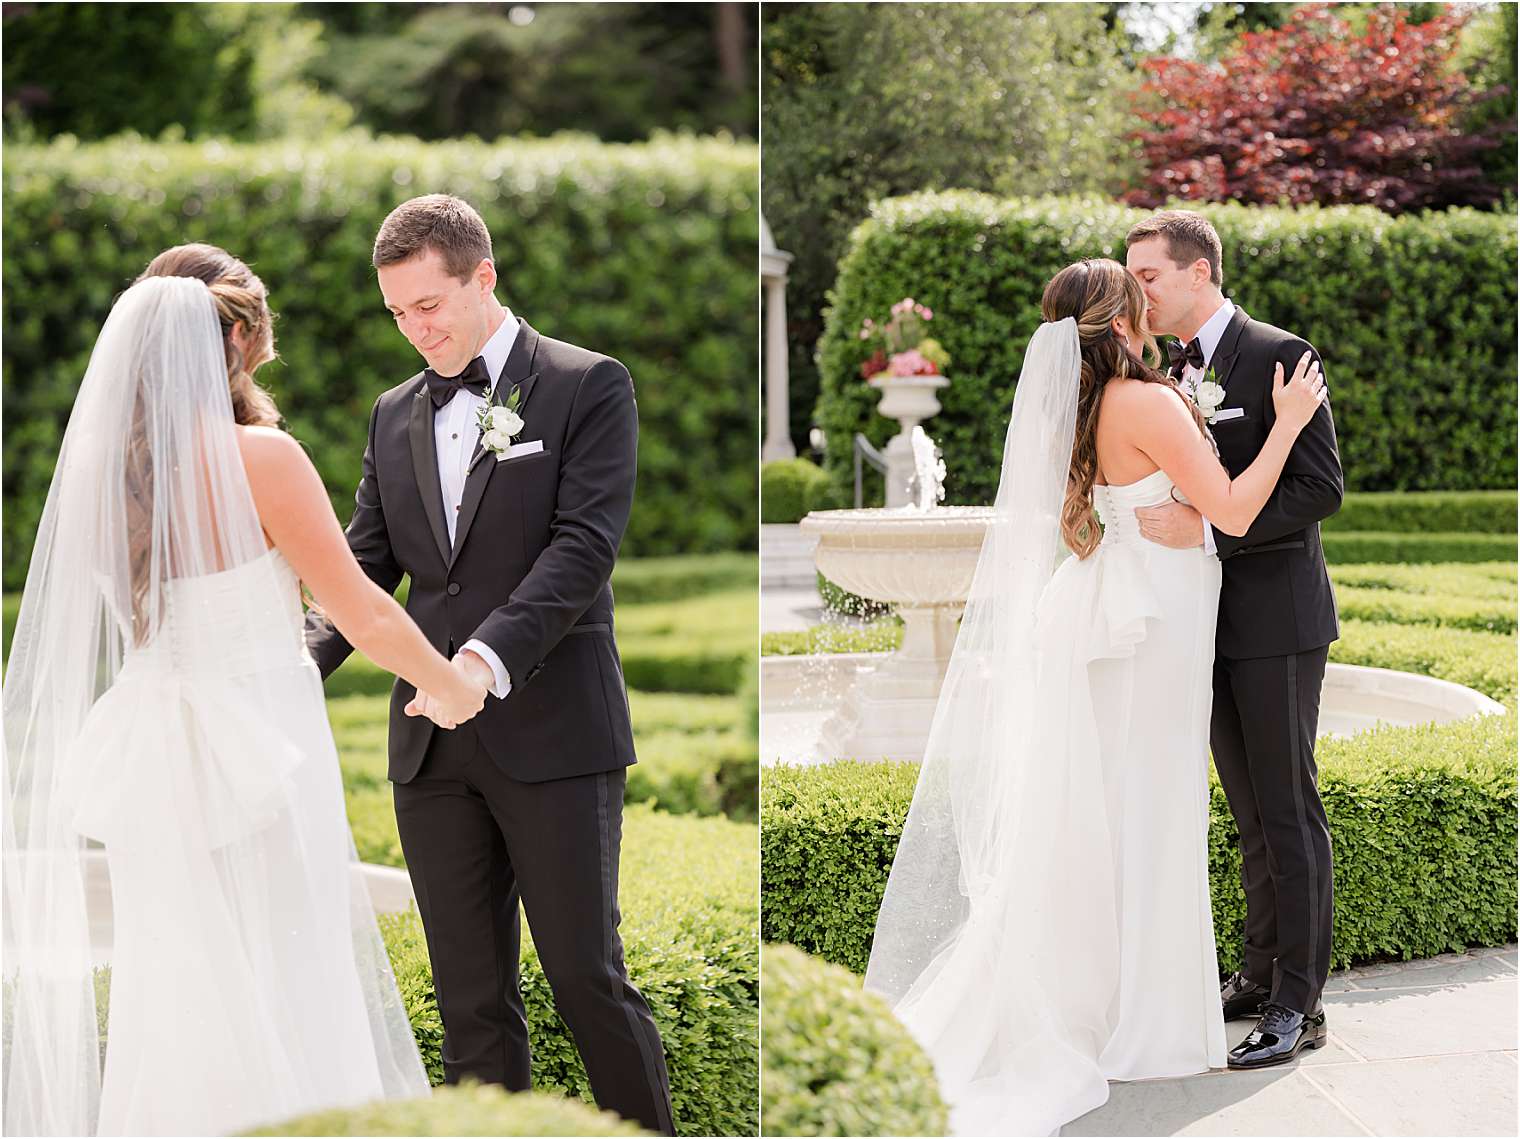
left=305, top=3, right=756, bottom=142
left=2, top=3, right=257, bottom=139
left=762, top=2, right=1140, bottom=455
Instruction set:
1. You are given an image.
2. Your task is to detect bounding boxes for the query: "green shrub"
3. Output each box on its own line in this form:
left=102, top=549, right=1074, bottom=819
left=760, top=618, right=904, bottom=657
left=1329, top=561, right=1516, bottom=601
left=761, top=711, right=1517, bottom=977
left=612, top=554, right=757, bottom=605
left=817, top=573, right=893, bottom=620
left=245, top=1083, right=648, bottom=1137
left=1, top=133, right=757, bottom=590
left=1333, top=586, right=1516, bottom=634
left=626, top=730, right=758, bottom=822
left=761, top=458, right=834, bottom=524
left=760, top=944, right=947, bottom=1139
left=1331, top=620, right=1517, bottom=707
left=367, top=804, right=758, bottom=1138
left=816, top=194, right=1516, bottom=505
left=1326, top=490, right=1517, bottom=534
left=1322, top=532, right=1518, bottom=564
left=616, top=590, right=756, bottom=695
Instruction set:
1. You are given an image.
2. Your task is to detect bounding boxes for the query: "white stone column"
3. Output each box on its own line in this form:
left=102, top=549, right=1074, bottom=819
left=762, top=275, right=795, bottom=461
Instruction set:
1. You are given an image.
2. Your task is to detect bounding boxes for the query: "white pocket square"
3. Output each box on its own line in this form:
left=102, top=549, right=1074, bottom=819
left=497, top=439, right=545, bottom=462
left=1213, top=408, right=1245, bottom=422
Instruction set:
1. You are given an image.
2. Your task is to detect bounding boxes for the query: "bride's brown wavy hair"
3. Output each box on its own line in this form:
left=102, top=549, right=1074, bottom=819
left=136, top=243, right=281, bottom=426
left=1040, top=258, right=1206, bottom=559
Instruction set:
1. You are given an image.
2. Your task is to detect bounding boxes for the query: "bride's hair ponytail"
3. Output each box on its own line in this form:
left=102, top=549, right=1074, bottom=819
left=137, top=244, right=282, bottom=428
left=1041, top=259, right=1206, bottom=559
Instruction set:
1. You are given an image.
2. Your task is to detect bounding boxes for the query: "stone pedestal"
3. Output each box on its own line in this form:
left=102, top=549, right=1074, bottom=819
left=867, top=374, right=948, bottom=507
left=800, top=505, right=992, bottom=761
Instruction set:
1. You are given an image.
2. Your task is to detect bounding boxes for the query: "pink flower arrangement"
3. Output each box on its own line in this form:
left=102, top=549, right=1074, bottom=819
left=858, top=296, right=951, bottom=381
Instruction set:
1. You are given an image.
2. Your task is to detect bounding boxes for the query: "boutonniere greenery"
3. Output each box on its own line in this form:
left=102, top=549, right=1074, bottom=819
left=476, top=383, right=525, bottom=460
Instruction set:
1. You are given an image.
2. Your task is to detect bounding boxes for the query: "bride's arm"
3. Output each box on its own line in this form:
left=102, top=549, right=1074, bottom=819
left=1121, top=356, right=1324, bottom=537
left=237, top=427, right=484, bottom=723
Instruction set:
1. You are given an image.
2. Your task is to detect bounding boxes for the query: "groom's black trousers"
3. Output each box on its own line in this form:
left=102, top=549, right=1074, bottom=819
left=393, top=724, right=675, bottom=1136
left=1210, top=645, right=1334, bottom=1015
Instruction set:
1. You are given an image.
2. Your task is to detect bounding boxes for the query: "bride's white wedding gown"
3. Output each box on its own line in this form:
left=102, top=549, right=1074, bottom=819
left=63, top=547, right=427, bottom=1136
left=880, top=469, right=1227, bottom=1136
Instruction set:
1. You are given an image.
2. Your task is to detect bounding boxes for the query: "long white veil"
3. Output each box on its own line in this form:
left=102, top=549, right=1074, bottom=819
left=864, top=317, right=1121, bottom=1133
left=3, top=276, right=426, bottom=1135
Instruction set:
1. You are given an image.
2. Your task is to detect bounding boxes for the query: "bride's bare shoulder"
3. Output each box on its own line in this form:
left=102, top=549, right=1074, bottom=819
left=236, top=425, right=317, bottom=492
left=1102, top=378, right=1184, bottom=418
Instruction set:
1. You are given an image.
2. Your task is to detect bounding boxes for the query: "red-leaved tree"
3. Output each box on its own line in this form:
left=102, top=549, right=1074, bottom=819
left=1125, top=3, right=1510, bottom=212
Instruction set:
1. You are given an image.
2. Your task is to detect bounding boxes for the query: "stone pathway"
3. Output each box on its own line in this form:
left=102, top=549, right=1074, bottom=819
left=1063, top=945, right=1517, bottom=1137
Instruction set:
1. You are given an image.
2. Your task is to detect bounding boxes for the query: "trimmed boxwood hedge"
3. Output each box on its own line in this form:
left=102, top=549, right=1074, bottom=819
left=368, top=803, right=758, bottom=1139
left=816, top=193, right=1516, bottom=506
left=1, top=133, right=758, bottom=589
left=1325, top=490, right=1517, bottom=534
left=760, top=458, right=836, bottom=524
left=761, top=711, right=1517, bottom=978
left=1321, top=531, right=1517, bottom=564
left=245, top=1084, right=649, bottom=1137
left=760, top=944, right=947, bottom=1138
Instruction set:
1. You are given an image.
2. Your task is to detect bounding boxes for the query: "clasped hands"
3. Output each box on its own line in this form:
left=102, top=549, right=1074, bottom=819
left=405, top=650, right=493, bottom=730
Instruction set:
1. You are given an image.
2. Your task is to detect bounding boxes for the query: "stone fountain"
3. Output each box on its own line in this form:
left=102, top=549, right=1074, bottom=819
left=798, top=428, right=993, bottom=760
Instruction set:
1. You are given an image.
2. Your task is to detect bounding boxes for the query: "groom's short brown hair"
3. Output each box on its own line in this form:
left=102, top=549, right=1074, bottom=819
left=373, top=194, right=494, bottom=282
left=1125, top=211, right=1223, bottom=287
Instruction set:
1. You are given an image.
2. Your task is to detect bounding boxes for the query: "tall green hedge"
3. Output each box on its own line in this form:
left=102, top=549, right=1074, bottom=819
left=761, top=711, right=1518, bottom=978
left=816, top=193, right=1516, bottom=505
left=1, top=133, right=758, bottom=589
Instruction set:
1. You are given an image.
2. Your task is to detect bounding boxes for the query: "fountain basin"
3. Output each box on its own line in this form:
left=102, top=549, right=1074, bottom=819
left=799, top=506, right=995, bottom=758
left=760, top=654, right=1507, bottom=765
left=800, top=506, right=993, bottom=607
left=80, top=850, right=415, bottom=966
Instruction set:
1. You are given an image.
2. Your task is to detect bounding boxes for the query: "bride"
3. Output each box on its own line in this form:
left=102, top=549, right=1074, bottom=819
left=863, top=258, right=1324, bottom=1135
left=3, top=247, right=488, bottom=1136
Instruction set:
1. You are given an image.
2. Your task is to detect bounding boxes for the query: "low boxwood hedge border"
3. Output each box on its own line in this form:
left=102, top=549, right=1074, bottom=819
left=362, top=803, right=758, bottom=1138
left=760, top=944, right=947, bottom=1138
left=245, top=1084, right=649, bottom=1137
left=761, top=712, right=1517, bottom=978
left=1324, top=490, right=1516, bottom=534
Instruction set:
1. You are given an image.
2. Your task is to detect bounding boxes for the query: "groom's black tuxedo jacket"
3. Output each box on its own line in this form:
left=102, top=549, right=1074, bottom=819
left=306, top=318, right=639, bottom=783
left=1205, top=307, right=1344, bottom=660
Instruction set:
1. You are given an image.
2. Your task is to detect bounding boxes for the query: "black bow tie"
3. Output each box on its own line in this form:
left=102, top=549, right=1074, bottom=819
left=425, top=356, right=491, bottom=408
left=1166, top=337, right=1206, bottom=376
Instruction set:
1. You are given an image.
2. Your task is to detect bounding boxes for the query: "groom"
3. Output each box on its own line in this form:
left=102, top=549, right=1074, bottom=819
left=1125, top=211, right=1343, bottom=1069
left=305, top=194, right=674, bottom=1134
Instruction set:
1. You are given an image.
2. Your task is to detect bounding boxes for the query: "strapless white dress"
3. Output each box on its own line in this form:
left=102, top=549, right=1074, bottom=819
left=61, top=548, right=427, bottom=1136
left=905, top=470, right=1228, bottom=1137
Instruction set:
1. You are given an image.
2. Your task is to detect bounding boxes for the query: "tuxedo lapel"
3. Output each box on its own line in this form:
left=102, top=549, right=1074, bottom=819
left=452, top=318, right=543, bottom=567
left=408, top=385, right=452, bottom=564
left=1211, top=305, right=1251, bottom=398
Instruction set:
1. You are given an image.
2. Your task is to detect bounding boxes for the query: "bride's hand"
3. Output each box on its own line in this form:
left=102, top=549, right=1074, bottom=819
left=406, top=655, right=488, bottom=729
left=1271, top=351, right=1325, bottom=433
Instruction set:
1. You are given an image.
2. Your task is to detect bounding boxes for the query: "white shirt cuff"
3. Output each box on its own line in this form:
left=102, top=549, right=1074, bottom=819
left=1202, top=520, right=1218, bottom=557
left=460, top=639, right=511, bottom=698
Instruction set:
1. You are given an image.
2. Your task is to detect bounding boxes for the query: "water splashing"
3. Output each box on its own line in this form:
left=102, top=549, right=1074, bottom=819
left=909, top=426, right=946, bottom=512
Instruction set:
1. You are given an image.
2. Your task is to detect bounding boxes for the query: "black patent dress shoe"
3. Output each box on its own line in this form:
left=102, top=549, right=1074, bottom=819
left=1227, top=1002, right=1327, bottom=1069
left=1220, top=971, right=1270, bottom=1020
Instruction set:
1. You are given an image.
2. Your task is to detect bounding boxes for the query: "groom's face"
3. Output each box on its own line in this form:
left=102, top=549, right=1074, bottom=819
left=1125, top=237, right=1199, bottom=339
left=378, top=249, right=497, bottom=378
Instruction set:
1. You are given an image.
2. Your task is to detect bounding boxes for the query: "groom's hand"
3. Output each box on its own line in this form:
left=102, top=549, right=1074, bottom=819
left=404, top=652, right=494, bottom=728
left=1136, top=501, right=1204, bottom=549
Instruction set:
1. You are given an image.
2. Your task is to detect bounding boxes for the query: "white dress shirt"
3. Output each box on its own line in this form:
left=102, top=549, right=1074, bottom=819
left=1178, top=299, right=1235, bottom=558
left=436, top=308, right=517, bottom=698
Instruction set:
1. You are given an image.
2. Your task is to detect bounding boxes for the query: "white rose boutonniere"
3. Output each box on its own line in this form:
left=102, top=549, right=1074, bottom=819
left=1195, top=379, right=1226, bottom=423
left=476, top=384, right=525, bottom=461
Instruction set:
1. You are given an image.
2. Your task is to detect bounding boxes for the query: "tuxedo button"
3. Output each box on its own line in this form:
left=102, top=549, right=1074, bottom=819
left=447, top=583, right=461, bottom=596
